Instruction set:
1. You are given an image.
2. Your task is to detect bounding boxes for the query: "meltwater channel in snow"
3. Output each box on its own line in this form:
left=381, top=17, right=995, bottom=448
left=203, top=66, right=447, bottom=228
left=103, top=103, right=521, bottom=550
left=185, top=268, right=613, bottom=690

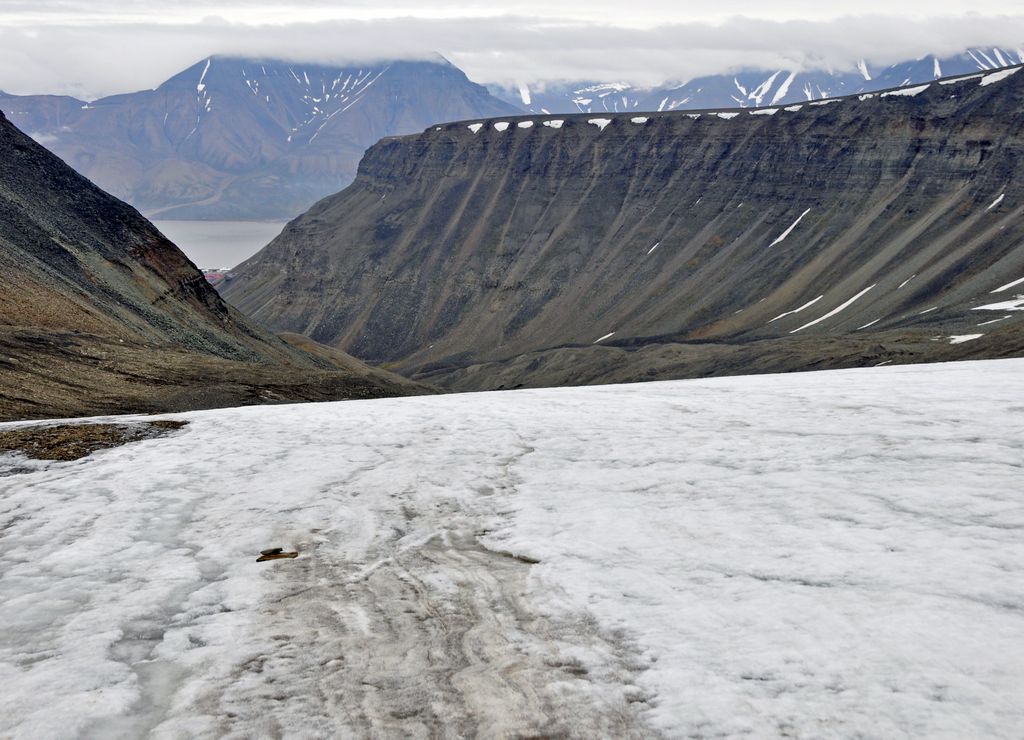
left=2, top=360, right=1023, bottom=737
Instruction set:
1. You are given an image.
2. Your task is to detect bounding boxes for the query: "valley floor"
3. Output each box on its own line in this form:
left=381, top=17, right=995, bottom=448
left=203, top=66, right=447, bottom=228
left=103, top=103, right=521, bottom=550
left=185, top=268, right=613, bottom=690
left=1, top=359, right=1023, bottom=737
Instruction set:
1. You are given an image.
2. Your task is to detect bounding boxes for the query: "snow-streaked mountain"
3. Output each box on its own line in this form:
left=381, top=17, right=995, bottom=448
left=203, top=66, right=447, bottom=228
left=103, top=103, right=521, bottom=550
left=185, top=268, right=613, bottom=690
left=0, top=56, right=519, bottom=219
left=2, top=358, right=1023, bottom=736
left=225, top=66, right=1024, bottom=391
left=492, top=47, right=1024, bottom=113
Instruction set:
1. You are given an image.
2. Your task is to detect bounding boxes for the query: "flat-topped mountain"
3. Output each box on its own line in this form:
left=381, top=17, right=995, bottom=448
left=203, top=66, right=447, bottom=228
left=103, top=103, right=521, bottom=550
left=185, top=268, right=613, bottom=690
left=0, top=56, right=519, bottom=219
left=224, top=66, right=1024, bottom=390
left=491, top=47, right=1024, bottom=114
left=0, top=109, right=424, bottom=420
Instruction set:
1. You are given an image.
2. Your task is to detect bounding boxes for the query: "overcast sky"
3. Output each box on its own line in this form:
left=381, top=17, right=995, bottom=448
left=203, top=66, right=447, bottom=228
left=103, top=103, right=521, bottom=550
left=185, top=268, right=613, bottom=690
left=1, top=2, right=1022, bottom=98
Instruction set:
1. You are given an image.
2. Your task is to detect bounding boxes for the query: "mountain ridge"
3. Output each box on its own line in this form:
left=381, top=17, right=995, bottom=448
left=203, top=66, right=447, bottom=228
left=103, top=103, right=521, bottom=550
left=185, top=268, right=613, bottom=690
left=0, top=56, right=520, bottom=220
left=489, top=47, right=1024, bottom=114
left=223, top=64, right=1024, bottom=390
left=0, top=108, right=427, bottom=420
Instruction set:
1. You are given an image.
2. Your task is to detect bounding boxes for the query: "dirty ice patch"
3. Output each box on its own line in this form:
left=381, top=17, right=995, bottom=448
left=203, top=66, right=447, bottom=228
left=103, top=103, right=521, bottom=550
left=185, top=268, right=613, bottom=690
left=980, top=67, right=1021, bottom=86
left=3, top=360, right=1024, bottom=738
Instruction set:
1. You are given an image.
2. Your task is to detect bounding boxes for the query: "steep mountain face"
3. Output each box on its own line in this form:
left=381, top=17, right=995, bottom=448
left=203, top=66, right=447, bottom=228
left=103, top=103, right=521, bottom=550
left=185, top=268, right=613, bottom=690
left=0, top=109, right=424, bottom=420
left=491, top=47, right=1024, bottom=114
left=0, top=56, right=519, bottom=220
left=224, top=66, right=1024, bottom=390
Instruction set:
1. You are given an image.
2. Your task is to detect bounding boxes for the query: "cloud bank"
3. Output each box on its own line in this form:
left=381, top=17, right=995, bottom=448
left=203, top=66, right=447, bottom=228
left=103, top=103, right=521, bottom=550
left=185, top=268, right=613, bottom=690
left=0, top=12, right=1022, bottom=98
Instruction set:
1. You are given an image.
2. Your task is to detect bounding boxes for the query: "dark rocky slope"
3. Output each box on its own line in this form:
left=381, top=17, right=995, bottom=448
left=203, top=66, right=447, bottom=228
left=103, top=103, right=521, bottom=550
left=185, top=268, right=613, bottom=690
left=224, top=66, right=1024, bottom=390
left=0, top=109, right=426, bottom=421
left=0, top=56, right=519, bottom=219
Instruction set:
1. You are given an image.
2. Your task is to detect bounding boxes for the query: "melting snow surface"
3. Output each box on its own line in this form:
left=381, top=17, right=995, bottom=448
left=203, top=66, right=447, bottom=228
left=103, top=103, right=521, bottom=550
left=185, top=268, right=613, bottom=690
left=771, top=72, right=797, bottom=105
left=972, top=296, right=1024, bottom=311
left=991, top=276, right=1024, bottom=293
left=790, top=284, right=876, bottom=333
left=588, top=118, right=612, bottom=131
left=768, top=208, right=811, bottom=248
left=881, top=84, right=931, bottom=98
left=769, top=295, right=823, bottom=323
left=1, top=361, right=1023, bottom=737
left=940, top=74, right=983, bottom=86
left=980, top=67, right=1021, bottom=86
left=986, top=194, right=1005, bottom=211
left=977, top=316, right=1011, bottom=326
left=948, top=334, right=984, bottom=344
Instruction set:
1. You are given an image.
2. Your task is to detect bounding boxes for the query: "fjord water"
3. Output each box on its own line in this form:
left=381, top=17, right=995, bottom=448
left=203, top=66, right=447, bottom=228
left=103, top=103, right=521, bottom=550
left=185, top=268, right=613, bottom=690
left=152, top=220, right=287, bottom=270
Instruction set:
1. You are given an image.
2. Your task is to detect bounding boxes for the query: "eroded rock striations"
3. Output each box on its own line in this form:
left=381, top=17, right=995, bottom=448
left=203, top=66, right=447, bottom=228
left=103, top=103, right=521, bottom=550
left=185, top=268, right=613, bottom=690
left=225, top=67, right=1024, bottom=390
left=0, top=109, right=426, bottom=420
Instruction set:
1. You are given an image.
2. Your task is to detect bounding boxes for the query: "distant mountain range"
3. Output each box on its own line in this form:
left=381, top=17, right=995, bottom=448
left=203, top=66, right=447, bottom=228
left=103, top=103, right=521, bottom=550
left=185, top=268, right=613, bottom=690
left=0, top=56, right=518, bottom=219
left=489, top=47, right=1024, bottom=113
left=2, top=48, right=1022, bottom=221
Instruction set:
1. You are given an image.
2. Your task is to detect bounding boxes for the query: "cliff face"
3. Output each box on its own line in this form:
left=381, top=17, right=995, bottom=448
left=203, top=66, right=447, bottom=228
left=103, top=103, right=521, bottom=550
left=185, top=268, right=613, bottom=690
left=225, top=67, right=1024, bottom=389
left=0, top=109, right=425, bottom=420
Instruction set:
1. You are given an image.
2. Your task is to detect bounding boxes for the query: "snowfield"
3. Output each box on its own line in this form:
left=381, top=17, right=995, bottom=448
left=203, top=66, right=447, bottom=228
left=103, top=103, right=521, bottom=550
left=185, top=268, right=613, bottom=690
left=2, top=359, right=1023, bottom=738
